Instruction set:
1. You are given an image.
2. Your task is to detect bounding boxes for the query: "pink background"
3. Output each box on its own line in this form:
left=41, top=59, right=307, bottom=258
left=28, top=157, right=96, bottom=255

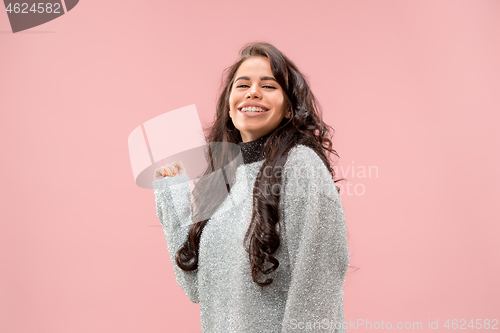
left=1, top=0, right=499, bottom=332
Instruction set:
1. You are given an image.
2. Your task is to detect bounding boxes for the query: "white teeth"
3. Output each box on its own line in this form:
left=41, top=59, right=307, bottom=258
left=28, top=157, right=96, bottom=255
left=241, top=107, right=268, bottom=113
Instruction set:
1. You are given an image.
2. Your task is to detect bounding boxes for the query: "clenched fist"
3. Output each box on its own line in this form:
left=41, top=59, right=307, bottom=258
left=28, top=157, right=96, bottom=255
left=154, top=161, right=187, bottom=181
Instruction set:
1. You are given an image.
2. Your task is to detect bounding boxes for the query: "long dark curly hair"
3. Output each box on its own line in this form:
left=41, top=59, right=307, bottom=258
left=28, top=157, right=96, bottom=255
left=175, top=41, right=346, bottom=288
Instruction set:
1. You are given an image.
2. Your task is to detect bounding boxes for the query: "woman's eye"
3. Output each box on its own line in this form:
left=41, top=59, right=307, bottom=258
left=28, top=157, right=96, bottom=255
left=236, top=84, right=276, bottom=89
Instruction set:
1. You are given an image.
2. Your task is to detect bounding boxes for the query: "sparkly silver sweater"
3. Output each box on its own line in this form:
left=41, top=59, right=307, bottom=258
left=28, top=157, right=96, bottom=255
left=153, top=141, right=349, bottom=333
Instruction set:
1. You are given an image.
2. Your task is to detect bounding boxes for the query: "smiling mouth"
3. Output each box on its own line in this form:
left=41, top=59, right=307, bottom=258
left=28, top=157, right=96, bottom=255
left=238, top=107, right=270, bottom=113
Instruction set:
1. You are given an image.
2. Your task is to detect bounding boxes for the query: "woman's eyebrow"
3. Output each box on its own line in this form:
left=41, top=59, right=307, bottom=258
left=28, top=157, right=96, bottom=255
left=235, top=76, right=277, bottom=83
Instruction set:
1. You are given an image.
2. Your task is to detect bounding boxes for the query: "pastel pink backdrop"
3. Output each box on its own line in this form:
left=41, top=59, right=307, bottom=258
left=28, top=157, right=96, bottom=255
left=1, top=1, right=499, bottom=332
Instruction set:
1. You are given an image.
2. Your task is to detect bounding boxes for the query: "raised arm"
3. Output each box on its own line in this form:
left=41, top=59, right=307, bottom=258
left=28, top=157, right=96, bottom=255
left=153, top=174, right=199, bottom=303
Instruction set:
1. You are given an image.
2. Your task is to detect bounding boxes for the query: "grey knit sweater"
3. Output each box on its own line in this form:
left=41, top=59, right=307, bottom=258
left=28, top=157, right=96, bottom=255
left=153, top=143, right=349, bottom=332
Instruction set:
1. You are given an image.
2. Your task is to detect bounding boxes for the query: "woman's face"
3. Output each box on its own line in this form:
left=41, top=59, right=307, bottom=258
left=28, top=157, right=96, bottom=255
left=229, top=56, right=289, bottom=142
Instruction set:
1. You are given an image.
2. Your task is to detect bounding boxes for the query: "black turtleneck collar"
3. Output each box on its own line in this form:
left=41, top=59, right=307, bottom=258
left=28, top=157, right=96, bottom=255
left=237, top=133, right=271, bottom=164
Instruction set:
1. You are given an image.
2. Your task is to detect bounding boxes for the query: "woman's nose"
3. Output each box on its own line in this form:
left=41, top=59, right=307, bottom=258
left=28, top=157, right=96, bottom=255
left=247, top=86, right=261, bottom=98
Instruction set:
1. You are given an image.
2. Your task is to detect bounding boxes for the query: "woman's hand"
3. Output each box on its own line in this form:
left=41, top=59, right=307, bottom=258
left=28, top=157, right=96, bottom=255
left=154, top=161, right=186, bottom=180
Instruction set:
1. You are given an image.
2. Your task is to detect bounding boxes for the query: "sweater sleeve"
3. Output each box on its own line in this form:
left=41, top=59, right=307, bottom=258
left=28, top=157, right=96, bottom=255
left=152, top=174, right=199, bottom=304
left=280, top=145, right=349, bottom=333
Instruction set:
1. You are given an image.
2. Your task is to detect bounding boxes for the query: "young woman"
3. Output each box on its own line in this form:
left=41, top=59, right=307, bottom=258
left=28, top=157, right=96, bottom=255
left=153, top=42, right=349, bottom=332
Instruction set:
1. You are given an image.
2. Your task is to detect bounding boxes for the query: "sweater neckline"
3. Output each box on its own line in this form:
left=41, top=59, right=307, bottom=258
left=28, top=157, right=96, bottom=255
left=236, top=133, right=271, bottom=164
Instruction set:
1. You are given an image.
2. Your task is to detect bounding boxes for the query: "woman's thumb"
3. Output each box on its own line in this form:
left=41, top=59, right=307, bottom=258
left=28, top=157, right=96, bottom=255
left=176, top=160, right=186, bottom=175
